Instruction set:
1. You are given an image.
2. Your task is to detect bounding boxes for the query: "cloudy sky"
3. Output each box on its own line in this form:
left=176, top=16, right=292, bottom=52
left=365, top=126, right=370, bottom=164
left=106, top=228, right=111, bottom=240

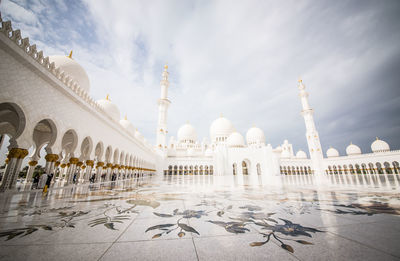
left=1, top=0, right=400, bottom=156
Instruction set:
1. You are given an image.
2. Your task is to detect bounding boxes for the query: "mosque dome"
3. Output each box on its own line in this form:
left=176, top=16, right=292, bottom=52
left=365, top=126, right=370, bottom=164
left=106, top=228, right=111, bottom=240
left=177, top=123, right=197, bottom=143
left=49, top=54, right=90, bottom=93
left=371, top=138, right=390, bottom=153
left=326, top=147, right=340, bottom=158
left=246, top=126, right=265, bottom=145
left=209, top=116, right=235, bottom=142
left=227, top=132, right=245, bottom=147
left=119, top=117, right=135, bottom=135
left=346, top=143, right=362, bottom=155
left=275, top=146, right=282, bottom=152
left=96, top=96, right=121, bottom=121
left=205, top=148, right=213, bottom=156
left=296, top=150, right=307, bottom=159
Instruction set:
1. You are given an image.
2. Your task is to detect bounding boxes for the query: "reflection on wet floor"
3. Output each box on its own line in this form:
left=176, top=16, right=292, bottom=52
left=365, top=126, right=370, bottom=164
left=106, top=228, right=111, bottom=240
left=0, top=175, right=399, bottom=261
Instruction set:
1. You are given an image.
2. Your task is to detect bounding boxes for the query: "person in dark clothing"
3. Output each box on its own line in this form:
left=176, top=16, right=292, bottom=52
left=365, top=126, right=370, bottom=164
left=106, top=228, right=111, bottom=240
left=73, top=173, right=77, bottom=184
left=32, top=175, right=39, bottom=189
left=46, top=174, right=53, bottom=188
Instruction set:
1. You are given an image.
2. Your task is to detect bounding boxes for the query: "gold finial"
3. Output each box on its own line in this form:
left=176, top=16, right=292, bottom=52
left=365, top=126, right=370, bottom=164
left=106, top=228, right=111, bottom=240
left=376, top=137, right=379, bottom=140
left=220, top=113, right=223, bottom=118
left=68, top=50, right=73, bottom=59
left=297, top=77, right=302, bottom=83
left=106, top=94, right=110, bottom=101
left=124, top=114, right=127, bottom=120
left=164, top=63, right=168, bottom=70
left=252, top=123, right=256, bottom=128
left=186, top=120, right=189, bottom=124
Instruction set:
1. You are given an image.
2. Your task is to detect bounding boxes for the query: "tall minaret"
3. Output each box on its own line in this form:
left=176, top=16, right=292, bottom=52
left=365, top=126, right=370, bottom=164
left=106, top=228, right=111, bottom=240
left=298, top=79, right=324, bottom=176
left=156, top=65, right=171, bottom=150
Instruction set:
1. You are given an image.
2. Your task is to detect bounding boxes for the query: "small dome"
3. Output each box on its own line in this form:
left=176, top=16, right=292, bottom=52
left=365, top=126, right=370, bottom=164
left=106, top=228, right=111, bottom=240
left=281, top=148, right=291, bottom=158
left=371, top=138, right=390, bottom=153
left=346, top=143, right=361, bottom=155
left=120, top=118, right=135, bottom=135
left=326, top=147, right=339, bottom=158
left=275, top=146, right=282, bottom=152
left=177, top=123, right=197, bottom=143
left=49, top=55, right=90, bottom=93
left=205, top=148, right=213, bottom=156
left=227, top=132, right=245, bottom=147
left=210, top=116, right=235, bottom=142
left=246, top=126, right=265, bottom=145
left=97, top=97, right=120, bottom=121
left=296, top=150, right=307, bottom=159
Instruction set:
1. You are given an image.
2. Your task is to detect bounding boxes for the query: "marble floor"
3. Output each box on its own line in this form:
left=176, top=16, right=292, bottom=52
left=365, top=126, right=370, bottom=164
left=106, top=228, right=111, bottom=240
left=0, top=175, right=399, bottom=261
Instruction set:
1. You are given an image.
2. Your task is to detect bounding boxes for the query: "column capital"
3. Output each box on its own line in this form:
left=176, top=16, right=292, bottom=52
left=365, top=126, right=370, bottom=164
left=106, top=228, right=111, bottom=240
left=45, top=154, right=59, bottom=162
left=69, top=157, right=79, bottom=164
left=106, top=163, right=113, bottom=168
left=28, top=160, right=38, bottom=166
left=7, top=148, right=28, bottom=159
left=76, top=161, right=83, bottom=167
left=96, top=161, right=104, bottom=167
left=86, top=160, right=94, bottom=167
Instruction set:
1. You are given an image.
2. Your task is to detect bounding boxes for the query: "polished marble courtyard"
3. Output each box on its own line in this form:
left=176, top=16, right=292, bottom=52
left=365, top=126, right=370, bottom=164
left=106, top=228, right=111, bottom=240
left=0, top=176, right=399, bottom=261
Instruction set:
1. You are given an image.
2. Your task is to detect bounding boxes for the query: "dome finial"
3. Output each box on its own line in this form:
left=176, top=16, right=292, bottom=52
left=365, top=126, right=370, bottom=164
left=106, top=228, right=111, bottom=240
left=297, top=77, right=302, bottom=83
left=164, top=63, right=168, bottom=70
left=106, top=94, right=110, bottom=101
left=124, top=114, right=127, bottom=120
left=68, top=50, right=73, bottom=59
left=220, top=113, right=223, bottom=118
left=376, top=137, right=379, bottom=140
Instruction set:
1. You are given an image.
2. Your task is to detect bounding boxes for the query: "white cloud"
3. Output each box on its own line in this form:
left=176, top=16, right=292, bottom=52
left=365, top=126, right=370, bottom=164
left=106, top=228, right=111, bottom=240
left=1, top=0, right=400, bottom=155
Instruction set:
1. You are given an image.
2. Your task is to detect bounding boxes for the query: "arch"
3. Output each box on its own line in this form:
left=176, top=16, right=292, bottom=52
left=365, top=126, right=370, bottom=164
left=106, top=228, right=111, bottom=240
left=343, top=165, right=348, bottom=174
left=210, top=165, right=213, bottom=175
left=376, top=162, right=383, bottom=174
left=32, top=118, right=57, bottom=158
left=194, top=165, right=198, bottom=175
left=0, top=102, right=26, bottom=139
left=349, top=164, right=355, bottom=174
left=61, top=129, right=78, bottom=156
left=361, top=163, right=367, bottom=174
left=368, top=162, right=375, bottom=174
left=80, top=136, right=93, bottom=161
left=200, top=165, right=204, bottom=175
left=355, top=164, right=361, bottom=174
left=338, top=165, right=342, bottom=174
left=173, top=165, right=178, bottom=175
left=105, top=145, right=112, bottom=163
left=393, top=161, right=399, bottom=174
left=119, top=151, right=125, bottom=165
left=113, top=148, right=119, bottom=164
left=242, top=160, right=249, bottom=175
left=384, top=162, right=392, bottom=174
left=94, top=141, right=104, bottom=162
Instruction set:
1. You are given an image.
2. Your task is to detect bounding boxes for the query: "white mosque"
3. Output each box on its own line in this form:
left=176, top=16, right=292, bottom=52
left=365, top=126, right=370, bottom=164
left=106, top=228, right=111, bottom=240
left=0, top=16, right=399, bottom=191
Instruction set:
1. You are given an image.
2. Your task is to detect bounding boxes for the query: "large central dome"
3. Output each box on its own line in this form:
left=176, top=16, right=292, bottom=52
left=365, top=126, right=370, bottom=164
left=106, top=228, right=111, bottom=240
left=49, top=55, right=90, bottom=93
left=178, top=123, right=197, bottom=143
left=209, top=116, right=235, bottom=142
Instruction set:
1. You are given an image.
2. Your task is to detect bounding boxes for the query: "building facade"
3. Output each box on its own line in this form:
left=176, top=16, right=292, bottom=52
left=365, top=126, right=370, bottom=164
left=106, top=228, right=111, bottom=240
left=0, top=17, right=399, bottom=191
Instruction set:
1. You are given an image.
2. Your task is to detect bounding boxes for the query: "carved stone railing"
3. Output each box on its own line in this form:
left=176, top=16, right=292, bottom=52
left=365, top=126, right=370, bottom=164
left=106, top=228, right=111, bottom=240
left=0, top=17, right=155, bottom=154
left=0, top=18, right=105, bottom=115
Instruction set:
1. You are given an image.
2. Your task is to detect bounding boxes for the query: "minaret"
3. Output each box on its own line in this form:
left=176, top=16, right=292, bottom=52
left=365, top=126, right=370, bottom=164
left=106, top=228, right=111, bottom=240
left=298, top=79, right=324, bottom=176
left=156, top=65, right=171, bottom=150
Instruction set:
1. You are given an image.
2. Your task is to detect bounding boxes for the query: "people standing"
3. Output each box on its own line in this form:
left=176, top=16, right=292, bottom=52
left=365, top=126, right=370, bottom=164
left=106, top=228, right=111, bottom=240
left=43, top=173, right=53, bottom=194
left=38, top=172, right=47, bottom=189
